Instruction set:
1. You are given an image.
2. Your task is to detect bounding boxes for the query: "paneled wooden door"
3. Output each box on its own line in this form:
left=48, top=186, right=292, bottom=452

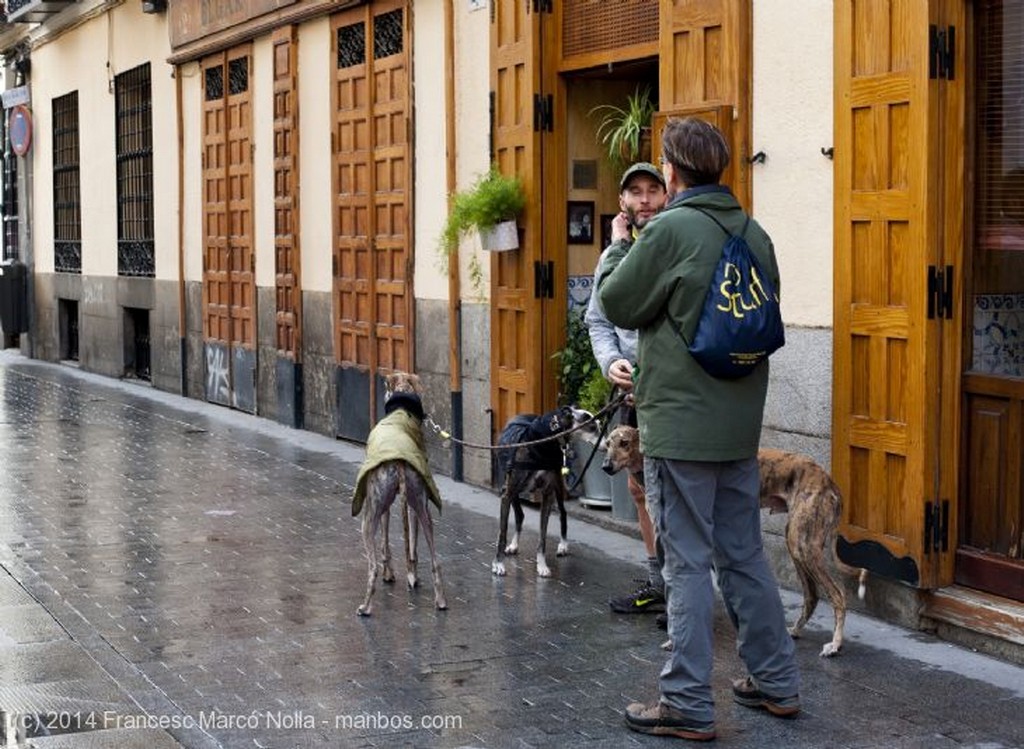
left=957, top=0, right=1024, bottom=602
left=657, top=0, right=751, bottom=209
left=332, top=0, right=413, bottom=442
left=832, top=0, right=962, bottom=590
left=272, top=26, right=303, bottom=429
left=490, top=1, right=563, bottom=438
left=201, top=45, right=257, bottom=414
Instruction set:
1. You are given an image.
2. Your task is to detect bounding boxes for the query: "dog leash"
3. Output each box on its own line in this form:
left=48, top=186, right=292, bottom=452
left=566, top=386, right=624, bottom=492
left=423, top=390, right=627, bottom=453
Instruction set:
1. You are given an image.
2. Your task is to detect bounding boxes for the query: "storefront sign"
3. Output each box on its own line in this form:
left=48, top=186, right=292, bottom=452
left=1, top=86, right=30, bottom=110
left=170, top=0, right=297, bottom=47
left=9, top=105, right=32, bottom=157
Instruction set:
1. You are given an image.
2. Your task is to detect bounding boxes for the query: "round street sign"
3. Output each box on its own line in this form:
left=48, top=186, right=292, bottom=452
left=9, top=105, right=32, bottom=157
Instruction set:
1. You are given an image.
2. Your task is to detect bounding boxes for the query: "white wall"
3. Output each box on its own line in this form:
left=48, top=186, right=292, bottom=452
left=30, top=5, right=176, bottom=279
left=448, top=1, right=493, bottom=301
left=752, top=0, right=833, bottom=327
left=412, top=1, right=448, bottom=301
left=297, top=18, right=333, bottom=294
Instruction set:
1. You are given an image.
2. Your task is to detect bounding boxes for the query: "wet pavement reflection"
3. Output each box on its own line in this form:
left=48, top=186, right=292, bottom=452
left=2, top=356, right=1024, bottom=749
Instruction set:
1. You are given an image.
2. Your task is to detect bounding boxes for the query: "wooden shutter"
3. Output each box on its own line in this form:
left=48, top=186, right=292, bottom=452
left=833, top=0, right=955, bottom=589
left=490, top=1, right=544, bottom=433
left=657, top=0, right=750, bottom=207
left=273, top=26, right=301, bottom=361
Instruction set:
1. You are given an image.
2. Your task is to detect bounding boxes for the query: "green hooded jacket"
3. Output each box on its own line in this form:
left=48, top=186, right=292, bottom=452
left=351, top=409, right=442, bottom=517
left=596, top=186, right=781, bottom=462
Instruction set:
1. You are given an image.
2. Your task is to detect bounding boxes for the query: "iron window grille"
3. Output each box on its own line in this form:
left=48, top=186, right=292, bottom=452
left=52, top=91, right=82, bottom=274
left=115, top=63, right=155, bottom=278
left=1, top=107, right=19, bottom=262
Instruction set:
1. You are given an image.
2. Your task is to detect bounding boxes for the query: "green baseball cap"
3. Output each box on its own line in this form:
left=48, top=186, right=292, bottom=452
left=619, top=162, right=666, bottom=191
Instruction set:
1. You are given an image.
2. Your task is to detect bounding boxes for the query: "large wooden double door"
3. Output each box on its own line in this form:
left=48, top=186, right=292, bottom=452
left=202, top=45, right=257, bottom=414
left=834, top=0, right=1024, bottom=603
left=331, top=0, right=413, bottom=441
left=489, top=0, right=752, bottom=436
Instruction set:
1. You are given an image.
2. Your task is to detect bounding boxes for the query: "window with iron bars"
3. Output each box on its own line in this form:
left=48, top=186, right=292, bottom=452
left=116, top=63, right=155, bottom=278
left=1, top=106, right=18, bottom=262
left=52, top=91, right=82, bottom=274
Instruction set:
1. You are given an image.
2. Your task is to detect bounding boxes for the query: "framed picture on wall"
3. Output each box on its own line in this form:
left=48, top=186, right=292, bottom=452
left=600, top=214, right=616, bottom=250
left=567, top=201, right=595, bottom=245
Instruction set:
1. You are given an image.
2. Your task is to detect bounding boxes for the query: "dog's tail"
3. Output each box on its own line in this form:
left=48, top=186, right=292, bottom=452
left=829, top=481, right=868, bottom=601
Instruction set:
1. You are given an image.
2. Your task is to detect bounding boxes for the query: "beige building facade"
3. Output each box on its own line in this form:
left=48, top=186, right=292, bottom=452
left=0, top=0, right=1020, bottom=661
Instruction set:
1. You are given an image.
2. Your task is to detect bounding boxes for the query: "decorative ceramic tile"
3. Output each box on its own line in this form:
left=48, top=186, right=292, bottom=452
left=972, top=294, right=1024, bottom=377
left=568, top=275, right=592, bottom=311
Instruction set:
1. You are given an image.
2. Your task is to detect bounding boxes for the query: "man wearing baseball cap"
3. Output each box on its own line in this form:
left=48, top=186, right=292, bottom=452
left=585, top=162, right=668, bottom=618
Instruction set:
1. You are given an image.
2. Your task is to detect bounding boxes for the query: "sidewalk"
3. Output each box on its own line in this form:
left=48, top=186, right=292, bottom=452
left=1, top=350, right=1023, bottom=749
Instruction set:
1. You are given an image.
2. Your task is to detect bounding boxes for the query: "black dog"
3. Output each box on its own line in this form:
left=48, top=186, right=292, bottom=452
left=491, top=407, right=578, bottom=578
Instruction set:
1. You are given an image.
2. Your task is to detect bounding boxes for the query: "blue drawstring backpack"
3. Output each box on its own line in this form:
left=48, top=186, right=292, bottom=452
left=670, top=207, right=785, bottom=379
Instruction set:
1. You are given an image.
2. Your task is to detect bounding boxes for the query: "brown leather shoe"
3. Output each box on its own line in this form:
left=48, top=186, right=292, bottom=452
left=732, top=676, right=800, bottom=717
left=624, top=701, right=716, bottom=741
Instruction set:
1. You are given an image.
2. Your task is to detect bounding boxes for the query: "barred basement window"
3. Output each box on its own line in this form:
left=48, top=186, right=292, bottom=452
left=0, top=107, right=18, bottom=262
left=116, top=63, right=155, bottom=277
left=52, top=91, right=82, bottom=274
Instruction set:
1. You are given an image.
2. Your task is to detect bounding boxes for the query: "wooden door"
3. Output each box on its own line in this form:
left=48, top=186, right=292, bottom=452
left=657, top=0, right=751, bottom=208
left=833, top=1, right=959, bottom=589
left=272, top=26, right=304, bottom=428
left=490, top=1, right=546, bottom=434
left=273, top=26, right=300, bottom=363
left=957, top=0, right=1024, bottom=602
left=201, top=44, right=257, bottom=413
left=332, top=0, right=413, bottom=441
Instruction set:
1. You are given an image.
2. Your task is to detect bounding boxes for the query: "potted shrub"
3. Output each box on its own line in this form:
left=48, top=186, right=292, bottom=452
left=440, top=166, right=526, bottom=256
left=589, top=84, right=656, bottom=172
left=553, top=309, right=614, bottom=505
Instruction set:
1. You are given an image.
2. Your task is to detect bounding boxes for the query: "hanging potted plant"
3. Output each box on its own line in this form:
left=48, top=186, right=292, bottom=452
left=440, top=166, right=526, bottom=255
left=589, top=84, right=656, bottom=172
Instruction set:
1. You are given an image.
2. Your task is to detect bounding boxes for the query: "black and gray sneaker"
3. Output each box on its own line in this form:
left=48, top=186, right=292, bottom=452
left=608, top=580, right=666, bottom=614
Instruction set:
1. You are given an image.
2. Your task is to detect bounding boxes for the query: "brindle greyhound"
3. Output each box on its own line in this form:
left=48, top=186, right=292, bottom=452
left=353, top=372, right=447, bottom=616
left=602, top=424, right=867, bottom=657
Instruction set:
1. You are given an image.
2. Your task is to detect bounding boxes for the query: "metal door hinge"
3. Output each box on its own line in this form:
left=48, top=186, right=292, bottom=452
left=929, top=25, right=956, bottom=80
left=927, top=265, right=953, bottom=320
left=489, top=91, right=495, bottom=162
left=924, top=500, right=950, bottom=554
left=534, top=260, right=554, bottom=299
left=533, top=93, right=553, bottom=133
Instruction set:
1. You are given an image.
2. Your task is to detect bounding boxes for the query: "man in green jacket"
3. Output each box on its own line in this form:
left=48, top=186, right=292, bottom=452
left=598, top=118, right=799, bottom=741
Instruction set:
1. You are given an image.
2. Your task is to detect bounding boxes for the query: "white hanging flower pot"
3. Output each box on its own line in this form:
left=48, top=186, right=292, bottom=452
left=479, top=220, right=519, bottom=252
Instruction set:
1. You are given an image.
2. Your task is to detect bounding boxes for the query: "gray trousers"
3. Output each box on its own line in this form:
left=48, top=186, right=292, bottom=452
left=644, top=456, right=799, bottom=725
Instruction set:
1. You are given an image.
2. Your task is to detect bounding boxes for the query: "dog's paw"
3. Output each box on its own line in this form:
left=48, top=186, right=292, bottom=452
left=787, top=625, right=803, bottom=638
left=491, top=560, right=506, bottom=576
left=819, top=642, right=841, bottom=657
left=407, top=573, right=418, bottom=590
left=381, top=566, right=395, bottom=584
left=357, top=605, right=372, bottom=617
left=556, top=540, right=569, bottom=556
left=505, top=536, right=519, bottom=555
left=536, top=554, right=552, bottom=578
left=661, top=638, right=672, bottom=651
left=435, top=596, right=448, bottom=611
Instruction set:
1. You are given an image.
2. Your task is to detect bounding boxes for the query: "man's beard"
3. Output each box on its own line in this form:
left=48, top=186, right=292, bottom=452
left=628, top=209, right=651, bottom=230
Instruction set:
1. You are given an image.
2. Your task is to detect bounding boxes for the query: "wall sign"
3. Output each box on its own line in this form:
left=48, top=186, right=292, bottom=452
left=9, top=105, right=31, bottom=156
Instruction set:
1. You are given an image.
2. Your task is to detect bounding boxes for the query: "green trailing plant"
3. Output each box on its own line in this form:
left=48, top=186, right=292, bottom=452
left=589, top=84, right=656, bottom=172
left=577, top=366, right=612, bottom=416
left=439, top=166, right=526, bottom=258
left=552, top=309, right=601, bottom=407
